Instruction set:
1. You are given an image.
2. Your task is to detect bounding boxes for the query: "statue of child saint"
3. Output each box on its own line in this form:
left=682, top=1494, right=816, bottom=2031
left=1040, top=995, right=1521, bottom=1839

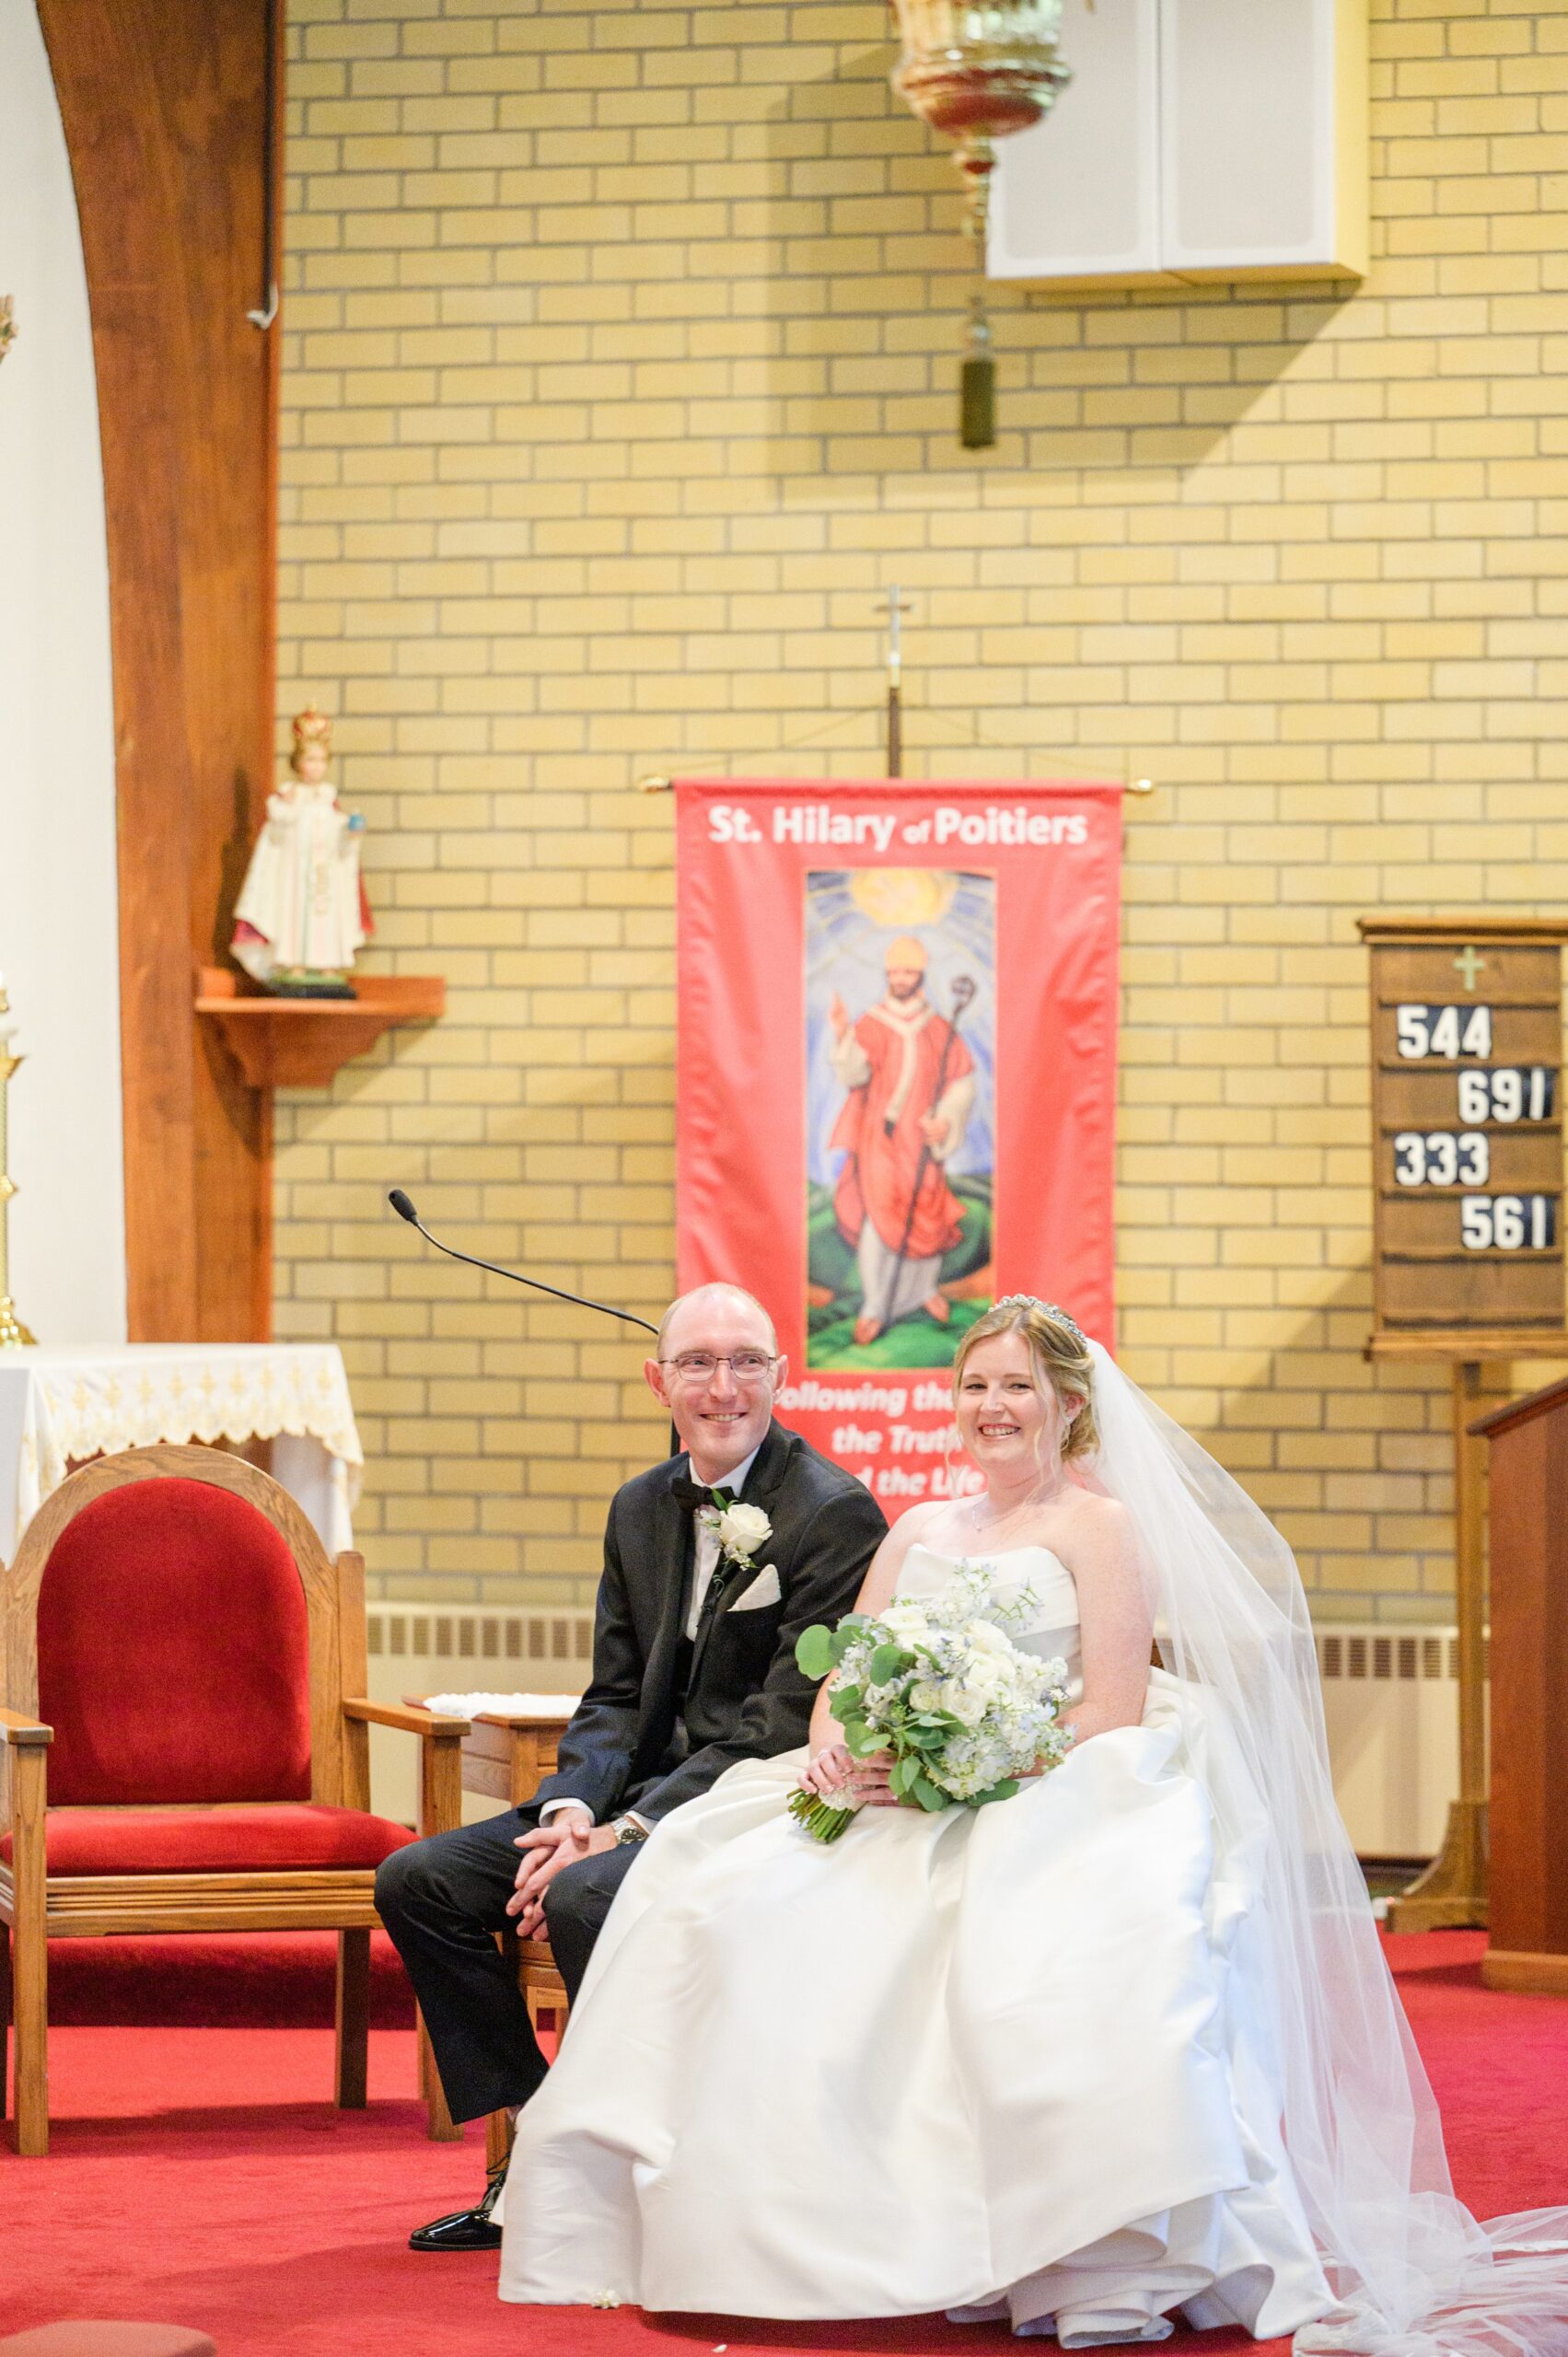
left=231, top=706, right=372, bottom=998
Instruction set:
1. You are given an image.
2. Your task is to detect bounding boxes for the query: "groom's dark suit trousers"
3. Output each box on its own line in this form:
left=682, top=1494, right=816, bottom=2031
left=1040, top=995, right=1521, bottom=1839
left=376, top=1810, right=638, bottom=2122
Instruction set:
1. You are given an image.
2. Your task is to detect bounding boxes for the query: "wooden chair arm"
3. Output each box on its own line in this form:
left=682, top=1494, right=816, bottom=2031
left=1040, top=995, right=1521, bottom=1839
left=343, top=1697, right=471, bottom=1738
left=0, top=1704, right=52, bottom=1747
left=471, top=1709, right=575, bottom=1732
left=341, top=1698, right=467, bottom=1843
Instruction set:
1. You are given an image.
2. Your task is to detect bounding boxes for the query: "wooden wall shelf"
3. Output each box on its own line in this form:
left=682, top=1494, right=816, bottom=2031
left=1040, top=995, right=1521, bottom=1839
left=196, top=967, right=445, bottom=1089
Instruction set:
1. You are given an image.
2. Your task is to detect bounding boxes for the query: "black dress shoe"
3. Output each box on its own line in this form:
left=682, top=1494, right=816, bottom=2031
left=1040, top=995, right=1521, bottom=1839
left=409, top=2157, right=508, bottom=2252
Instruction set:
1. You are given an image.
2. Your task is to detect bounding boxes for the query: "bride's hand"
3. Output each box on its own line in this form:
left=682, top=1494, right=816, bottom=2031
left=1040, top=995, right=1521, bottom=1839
left=801, top=1742, right=854, bottom=1798
left=802, top=1744, right=899, bottom=1806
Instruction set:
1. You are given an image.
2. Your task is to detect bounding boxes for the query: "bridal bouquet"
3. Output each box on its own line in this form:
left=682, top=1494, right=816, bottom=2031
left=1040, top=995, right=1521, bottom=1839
left=788, top=1562, right=1074, bottom=1842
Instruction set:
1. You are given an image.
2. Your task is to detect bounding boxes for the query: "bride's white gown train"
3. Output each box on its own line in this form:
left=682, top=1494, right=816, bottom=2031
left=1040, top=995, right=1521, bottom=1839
left=499, top=1543, right=1332, bottom=2344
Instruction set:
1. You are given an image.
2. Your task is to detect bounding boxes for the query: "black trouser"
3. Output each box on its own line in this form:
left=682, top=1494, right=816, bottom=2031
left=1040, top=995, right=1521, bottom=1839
left=375, top=1810, right=641, bottom=2124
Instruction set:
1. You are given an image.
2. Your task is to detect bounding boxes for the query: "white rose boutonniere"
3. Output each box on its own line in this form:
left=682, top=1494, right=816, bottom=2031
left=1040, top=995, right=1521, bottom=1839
left=705, top=1495, right=772, bottom=1573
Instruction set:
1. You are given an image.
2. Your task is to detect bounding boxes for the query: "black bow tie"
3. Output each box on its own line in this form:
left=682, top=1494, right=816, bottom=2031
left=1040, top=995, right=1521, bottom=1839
left=671, top=1475, right=726, bottom=1513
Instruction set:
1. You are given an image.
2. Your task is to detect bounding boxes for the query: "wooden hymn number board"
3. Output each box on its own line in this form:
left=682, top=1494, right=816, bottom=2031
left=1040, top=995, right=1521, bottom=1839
left=1361, top=918, right=1568, bottom=1337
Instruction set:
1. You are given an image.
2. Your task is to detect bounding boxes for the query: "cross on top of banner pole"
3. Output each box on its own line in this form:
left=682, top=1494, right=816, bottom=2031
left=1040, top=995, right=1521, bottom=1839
left=875, top=585, right=915, bottom=688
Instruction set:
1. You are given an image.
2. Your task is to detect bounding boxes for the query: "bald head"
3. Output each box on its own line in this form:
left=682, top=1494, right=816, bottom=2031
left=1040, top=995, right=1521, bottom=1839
left=656, top=1283, right=777, bottom=1359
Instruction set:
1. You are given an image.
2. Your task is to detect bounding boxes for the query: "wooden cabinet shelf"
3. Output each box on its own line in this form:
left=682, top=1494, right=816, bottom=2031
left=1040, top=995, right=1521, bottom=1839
left=195, top=965, right=445, bottom=1089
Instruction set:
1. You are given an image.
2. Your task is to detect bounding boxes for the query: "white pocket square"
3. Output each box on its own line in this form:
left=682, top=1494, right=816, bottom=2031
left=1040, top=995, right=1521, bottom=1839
left=731, top=1563, right=783, bottom=1611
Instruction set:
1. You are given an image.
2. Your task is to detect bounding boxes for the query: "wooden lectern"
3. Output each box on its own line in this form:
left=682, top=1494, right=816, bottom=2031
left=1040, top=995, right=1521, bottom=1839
left=1471, top=1375, right=1568, bottom=1995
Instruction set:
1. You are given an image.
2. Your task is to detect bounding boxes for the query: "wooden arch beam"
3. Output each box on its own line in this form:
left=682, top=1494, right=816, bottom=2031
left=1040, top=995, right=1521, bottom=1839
left=37, top=0, right=281, bottom=1339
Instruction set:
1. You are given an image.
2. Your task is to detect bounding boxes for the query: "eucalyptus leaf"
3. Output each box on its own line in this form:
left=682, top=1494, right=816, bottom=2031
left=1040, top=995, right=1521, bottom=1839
left=867, top=1642, right=912, bottom=1685
left=796, top=1625, right=837, bottom=1679
left=912, top=1772, right=947, bottom=1812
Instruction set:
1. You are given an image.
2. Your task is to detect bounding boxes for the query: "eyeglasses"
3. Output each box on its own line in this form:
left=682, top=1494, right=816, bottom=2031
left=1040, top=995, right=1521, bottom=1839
left=659, top=1351, right=777, bottom=1382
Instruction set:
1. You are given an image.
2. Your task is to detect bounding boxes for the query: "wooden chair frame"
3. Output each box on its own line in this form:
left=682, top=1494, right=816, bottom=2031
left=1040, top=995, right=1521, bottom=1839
left=0, top=1443, right=470, bottom=2156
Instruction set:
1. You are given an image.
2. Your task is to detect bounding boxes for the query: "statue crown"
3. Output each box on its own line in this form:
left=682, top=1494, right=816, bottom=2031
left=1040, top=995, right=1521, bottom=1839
left=289, top=704, right=332, bottom=772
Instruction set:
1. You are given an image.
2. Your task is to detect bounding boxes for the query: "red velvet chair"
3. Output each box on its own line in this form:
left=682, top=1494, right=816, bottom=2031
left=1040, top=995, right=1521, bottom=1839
left=0, top=1445, right=470, bottom=2155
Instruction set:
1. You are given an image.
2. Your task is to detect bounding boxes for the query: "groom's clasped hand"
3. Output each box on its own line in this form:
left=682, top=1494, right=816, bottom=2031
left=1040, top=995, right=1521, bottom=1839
left=505, top=1812, right=611, bottom=1935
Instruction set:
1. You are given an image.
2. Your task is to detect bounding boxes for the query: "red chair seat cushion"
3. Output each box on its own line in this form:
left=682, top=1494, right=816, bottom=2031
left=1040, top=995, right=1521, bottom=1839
left=0, top=1804, right=416, bottom=1876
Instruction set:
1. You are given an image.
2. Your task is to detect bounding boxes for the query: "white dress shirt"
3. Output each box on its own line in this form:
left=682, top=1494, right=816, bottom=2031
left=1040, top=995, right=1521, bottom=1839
left=540, top=1444, right=762, bottom=1829
left=684, top=1442, right=761, bottom=1639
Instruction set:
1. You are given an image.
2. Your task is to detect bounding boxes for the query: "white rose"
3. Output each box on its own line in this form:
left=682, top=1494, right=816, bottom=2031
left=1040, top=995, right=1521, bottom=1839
left=940, top=1678, right=986, bottom=1727
left=965, top=1620, right=1012, bottom=1657
left=910, top=1679, right=943, bottom=1713
left=962, top=1655, right=1008, bottom=1701
left=716, top=1502, right=772, bottom=1559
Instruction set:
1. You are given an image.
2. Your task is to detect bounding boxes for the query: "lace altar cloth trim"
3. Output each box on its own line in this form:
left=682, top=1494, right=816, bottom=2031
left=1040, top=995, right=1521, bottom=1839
left=3, top=1343, right=364, bottom=1552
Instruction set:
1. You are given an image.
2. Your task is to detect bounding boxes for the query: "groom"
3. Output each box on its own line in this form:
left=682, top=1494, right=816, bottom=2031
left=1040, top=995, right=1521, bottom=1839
left=377, top=1280, right=888, bottom=2250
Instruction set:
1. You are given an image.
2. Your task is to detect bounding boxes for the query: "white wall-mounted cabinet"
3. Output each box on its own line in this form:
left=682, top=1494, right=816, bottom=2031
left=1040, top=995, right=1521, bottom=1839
left=988, top=0, right=1367, bottom=293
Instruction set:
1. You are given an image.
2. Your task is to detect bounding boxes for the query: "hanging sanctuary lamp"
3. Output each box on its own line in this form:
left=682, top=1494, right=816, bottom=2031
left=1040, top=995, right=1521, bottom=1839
left=887, top=1, right=1073, bottom=447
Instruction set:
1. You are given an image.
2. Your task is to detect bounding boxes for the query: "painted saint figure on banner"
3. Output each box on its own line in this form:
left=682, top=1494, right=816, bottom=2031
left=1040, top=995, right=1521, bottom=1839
left=829, top=935, right=976, bottom=1346
left=807, top=868, right=995, bottom=1371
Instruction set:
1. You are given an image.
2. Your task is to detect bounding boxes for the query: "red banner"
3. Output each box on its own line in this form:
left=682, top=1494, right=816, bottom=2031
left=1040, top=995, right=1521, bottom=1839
left=675, top=780, right=1121, bottom=1515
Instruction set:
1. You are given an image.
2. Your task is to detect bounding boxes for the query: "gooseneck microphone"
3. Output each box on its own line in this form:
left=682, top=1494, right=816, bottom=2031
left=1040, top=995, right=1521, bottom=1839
left=387, top=1189, right=660, bottom=1338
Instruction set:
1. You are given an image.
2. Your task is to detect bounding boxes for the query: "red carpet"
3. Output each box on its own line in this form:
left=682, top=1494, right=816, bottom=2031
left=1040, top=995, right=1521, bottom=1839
left=5, top=1933, right=1566, bottom=2356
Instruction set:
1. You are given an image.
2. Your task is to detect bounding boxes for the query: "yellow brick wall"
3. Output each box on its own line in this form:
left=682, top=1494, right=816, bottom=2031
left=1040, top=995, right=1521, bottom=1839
left=273, top=0, right=1568, bottom=1620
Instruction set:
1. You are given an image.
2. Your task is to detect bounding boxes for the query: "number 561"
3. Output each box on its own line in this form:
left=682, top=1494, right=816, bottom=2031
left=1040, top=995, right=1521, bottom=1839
left=1459, top=1195, right=1554, bottom=1251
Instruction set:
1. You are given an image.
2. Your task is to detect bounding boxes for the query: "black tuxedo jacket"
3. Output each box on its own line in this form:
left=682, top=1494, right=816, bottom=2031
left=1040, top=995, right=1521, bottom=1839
left=528, top=1419, right=888, bottom=1828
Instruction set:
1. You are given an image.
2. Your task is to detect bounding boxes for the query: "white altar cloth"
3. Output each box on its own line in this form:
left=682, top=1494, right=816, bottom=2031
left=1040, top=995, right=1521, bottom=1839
left=0, top=1343, right=364, bottom=1560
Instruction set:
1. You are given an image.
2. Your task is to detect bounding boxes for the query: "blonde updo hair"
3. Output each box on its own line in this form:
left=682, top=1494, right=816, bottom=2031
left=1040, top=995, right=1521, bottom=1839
left=952, top=1297, right=1098, bottom=1464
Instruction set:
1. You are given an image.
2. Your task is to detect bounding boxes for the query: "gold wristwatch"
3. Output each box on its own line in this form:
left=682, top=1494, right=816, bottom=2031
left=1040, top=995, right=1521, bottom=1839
left=613, top=1817, right=649, bottom=1847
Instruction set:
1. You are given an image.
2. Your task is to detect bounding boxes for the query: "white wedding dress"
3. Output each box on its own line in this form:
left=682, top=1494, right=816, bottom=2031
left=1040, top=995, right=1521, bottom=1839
left=499, top=1540, right=1334, bottom=2344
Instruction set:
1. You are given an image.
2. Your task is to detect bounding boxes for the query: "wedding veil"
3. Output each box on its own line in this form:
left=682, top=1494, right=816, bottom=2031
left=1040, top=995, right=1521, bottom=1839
left=1083, top=1341, right=1568, bottom=2357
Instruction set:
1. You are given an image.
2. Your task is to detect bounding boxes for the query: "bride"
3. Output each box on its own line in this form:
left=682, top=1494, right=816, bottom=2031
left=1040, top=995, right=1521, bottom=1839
left=500, top=1299, right=1568, bottom=2353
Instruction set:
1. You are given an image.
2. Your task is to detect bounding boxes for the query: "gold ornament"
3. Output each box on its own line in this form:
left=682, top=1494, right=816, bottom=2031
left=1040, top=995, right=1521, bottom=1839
left=889, top=0, right=1072, bottom=242
left=889, top=3, right=1074, bottom=448
left=0, top=978, right=37, bottom=1347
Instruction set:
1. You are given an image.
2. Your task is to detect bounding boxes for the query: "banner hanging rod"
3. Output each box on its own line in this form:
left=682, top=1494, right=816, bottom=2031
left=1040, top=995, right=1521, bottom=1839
left=636, top=772, right=1156, bottom=796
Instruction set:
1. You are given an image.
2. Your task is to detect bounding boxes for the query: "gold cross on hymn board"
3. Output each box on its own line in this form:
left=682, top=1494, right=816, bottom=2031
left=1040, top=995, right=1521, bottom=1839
left=1454, top=946, right=1486, bottom=992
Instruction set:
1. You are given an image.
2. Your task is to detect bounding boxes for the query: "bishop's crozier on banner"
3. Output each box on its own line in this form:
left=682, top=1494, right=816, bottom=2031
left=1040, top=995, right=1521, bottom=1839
left=675, top=779, right=1121, bottom=1516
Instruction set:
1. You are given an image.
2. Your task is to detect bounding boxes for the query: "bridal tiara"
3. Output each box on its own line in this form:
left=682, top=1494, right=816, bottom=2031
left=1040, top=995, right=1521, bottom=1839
left=993, top=1294, right=1086, bottom=1348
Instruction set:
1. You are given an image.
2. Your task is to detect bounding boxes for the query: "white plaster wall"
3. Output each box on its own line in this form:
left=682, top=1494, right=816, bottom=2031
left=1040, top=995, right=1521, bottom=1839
left=0, top=0, right=126, bottom=1343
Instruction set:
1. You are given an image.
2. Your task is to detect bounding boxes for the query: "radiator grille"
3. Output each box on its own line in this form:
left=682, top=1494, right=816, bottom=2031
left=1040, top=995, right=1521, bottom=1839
left=367, top=1607, right=593, bottom=1670
left=364, top=1604, right=593, bottom=1824
left=1317, top=1630, right=1482, bottom=1683
left=1311, top=1620, right=1471, bottom=1861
